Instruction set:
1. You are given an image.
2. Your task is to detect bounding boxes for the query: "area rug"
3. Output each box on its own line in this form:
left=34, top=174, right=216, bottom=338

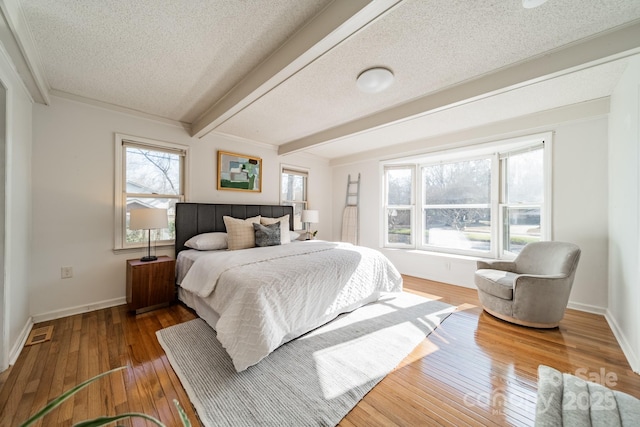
left=156, top=292, right=454, bottom=427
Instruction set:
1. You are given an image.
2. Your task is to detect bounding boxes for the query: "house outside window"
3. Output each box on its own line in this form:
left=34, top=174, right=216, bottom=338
left=114, top=134, right=188, bottom=250
left=382, top=133, right=551, bottom=258
left=281, top=166, right=308, bottom=230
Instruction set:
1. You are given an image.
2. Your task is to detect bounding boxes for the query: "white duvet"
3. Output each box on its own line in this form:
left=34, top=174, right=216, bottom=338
left=178, top=241, right=402, bottom=371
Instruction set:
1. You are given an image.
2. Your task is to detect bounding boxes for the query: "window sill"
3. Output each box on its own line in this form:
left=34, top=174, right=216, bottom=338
left=113, top=243, right=174, bottom=255
left=381, top=246, right=516, bottom=262
left=381, top=247, right=484, bottom=263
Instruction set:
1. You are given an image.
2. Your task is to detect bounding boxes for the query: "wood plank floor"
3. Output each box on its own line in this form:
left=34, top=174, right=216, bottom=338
left=1, top=275, right=639, bottom=426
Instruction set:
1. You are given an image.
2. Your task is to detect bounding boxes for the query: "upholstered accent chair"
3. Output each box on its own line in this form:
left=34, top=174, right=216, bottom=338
left=475, top=241, right=581, bottom=328
left=535, top=365, right=640, bottom=426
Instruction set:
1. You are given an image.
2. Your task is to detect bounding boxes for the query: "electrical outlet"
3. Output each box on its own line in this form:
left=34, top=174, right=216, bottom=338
left=61, top=266, right=73, bottom=279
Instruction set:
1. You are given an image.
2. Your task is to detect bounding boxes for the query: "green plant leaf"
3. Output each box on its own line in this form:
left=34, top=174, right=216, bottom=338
left=20, top=366, right=127, bottom=427
left=72, top=413, right=166, bottom=427
left=174, top=399, right=192, bottom=427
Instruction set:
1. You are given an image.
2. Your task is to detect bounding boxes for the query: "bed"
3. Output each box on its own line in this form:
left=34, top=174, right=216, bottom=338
left=174, top=202, right=403, bottom=371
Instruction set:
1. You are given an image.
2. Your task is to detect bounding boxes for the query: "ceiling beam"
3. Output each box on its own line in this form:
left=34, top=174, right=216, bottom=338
left=278, top=19, right=640, bottom=156
left=329, top=98, right=611, bottom=167
left=191, top=0, right=401, bottom=139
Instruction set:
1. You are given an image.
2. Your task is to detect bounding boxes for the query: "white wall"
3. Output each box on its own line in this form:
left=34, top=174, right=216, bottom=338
left=0, top=45, right=33, bottom=369
left=608, top=55, right=640, bottom=373
left=30, top=96, right=331, bottom=320
left=332, top=112, right=609, bottom=312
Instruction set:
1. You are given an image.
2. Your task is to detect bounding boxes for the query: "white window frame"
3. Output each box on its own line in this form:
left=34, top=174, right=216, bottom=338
left=381, top=132, right=552, bottom=259
left=382, top=165, right=416, bottom=248
left=498, top=143, right=549, bottom=258
left=280, top=164, right=309, bottom=231
left=114, top=133, right=189, bottom=250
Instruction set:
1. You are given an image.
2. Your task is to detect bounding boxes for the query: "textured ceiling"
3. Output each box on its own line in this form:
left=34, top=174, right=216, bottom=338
left=19, top=0, right=333, bottom=122
left=13, top=0, right=640, bottom=160
left=307, top=59, right=627, bottom=160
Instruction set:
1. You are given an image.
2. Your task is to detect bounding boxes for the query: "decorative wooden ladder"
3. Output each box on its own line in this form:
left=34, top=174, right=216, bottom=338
left=342, top=173, right=361, bottom=245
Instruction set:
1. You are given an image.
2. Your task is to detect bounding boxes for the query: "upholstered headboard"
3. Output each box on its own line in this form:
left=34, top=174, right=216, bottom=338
left=175, top=202, right=294, bottom=255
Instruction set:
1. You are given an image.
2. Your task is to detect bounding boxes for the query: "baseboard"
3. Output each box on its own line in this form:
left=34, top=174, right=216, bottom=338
left=32, top=297, right=127, bottom=324
left=566, top=301, right=607, bottom=315
left=9, top=317, right=34, bottom=366
left=605, top=309, right=640, bottom=374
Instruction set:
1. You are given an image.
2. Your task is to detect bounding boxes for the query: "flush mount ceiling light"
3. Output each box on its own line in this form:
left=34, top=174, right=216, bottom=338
left=522, top=0, right=549, bottom=8
left=357, top=67, right=394, bottom=93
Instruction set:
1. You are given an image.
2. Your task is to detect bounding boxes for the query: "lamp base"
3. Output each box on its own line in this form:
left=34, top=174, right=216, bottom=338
left=140, top=256, right=158, bottom=262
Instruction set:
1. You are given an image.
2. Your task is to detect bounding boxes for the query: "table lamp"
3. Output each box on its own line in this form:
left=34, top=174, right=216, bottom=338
left=129, top=208, right=168, bottom=261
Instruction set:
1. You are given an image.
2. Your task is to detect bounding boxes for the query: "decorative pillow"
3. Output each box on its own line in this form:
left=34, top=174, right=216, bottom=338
left=223, top=215, right=261, bottom=250
left=184, top=232, right=228, bottom=250
left=260, top=215, right=291, bottom=244
left=253, top=222, right=281, bottom=247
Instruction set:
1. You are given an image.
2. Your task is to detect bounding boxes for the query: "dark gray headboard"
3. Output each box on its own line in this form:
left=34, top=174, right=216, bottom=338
left=175, top=203, right=294, bottom=255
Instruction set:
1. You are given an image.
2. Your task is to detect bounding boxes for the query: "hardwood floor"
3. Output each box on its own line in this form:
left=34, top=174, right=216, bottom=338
left=1, top=276, right=638, bottom=426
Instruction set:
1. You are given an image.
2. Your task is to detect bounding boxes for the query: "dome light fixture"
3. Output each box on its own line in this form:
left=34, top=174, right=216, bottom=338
left=522, top=0, right=549, bottom=8
left=356, top=67, right=394, bottom=93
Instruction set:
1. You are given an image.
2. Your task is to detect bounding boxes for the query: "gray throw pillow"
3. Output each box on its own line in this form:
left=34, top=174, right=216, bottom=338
left=253, top=222, right=281, bottom=247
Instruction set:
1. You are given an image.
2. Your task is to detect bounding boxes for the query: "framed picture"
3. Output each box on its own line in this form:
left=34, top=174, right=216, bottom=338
left=217, top=151, right=262, bottom=192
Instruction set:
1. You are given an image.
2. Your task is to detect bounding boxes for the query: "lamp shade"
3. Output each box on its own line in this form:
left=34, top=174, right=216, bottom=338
left=301, top=210, right=319, bottom=224
left=130, top=208, right=168, bottom=230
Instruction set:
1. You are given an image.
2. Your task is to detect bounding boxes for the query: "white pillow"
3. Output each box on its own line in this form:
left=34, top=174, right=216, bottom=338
left=184, top=232, right=228, bottom=251
left=223, top=215, right=261, bottom=250
left=260, top=215, right=291, bottom=244
left=289, top=231, right=301, bottom=241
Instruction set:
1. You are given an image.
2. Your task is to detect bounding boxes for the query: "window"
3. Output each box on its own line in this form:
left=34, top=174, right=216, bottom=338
left=280, top=166, right=308, bottom=230
left=114, top=134, right=188, bottom=250
left=501, top=148, right=544, bottom=255
left=384, top=166, right=415, bottom=247
left=383, top=133, right=550, bottom=258
left=421, top=157, right=492, bottom=253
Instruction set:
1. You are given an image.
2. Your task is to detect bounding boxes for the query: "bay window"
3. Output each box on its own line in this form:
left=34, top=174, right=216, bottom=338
left=383, top=133, right=550, bottom=258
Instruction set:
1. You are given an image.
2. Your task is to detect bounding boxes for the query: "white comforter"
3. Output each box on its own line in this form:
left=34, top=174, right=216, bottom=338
left=178, top=241, right=402, bottom=371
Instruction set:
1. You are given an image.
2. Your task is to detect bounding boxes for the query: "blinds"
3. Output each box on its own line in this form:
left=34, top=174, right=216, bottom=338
left=123, top=140, right=186, bottom=156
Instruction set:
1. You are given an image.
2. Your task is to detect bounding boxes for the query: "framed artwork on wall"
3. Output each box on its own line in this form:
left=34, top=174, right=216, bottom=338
left=217, top=151, right=262, bottom=192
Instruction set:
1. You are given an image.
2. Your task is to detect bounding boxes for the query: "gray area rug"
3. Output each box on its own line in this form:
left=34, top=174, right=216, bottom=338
left=156, top=292, right=454, bottom=427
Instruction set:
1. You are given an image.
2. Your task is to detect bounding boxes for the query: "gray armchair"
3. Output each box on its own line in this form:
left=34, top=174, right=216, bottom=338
left=475, top=241, right=581, bottom=328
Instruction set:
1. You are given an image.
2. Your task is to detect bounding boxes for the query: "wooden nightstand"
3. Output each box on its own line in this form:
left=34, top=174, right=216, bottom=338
left=126, top=256, right=176, bottom=314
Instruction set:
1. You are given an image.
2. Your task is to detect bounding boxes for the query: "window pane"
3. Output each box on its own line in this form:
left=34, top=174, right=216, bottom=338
left=387, top=168, right=412, bottom=205
left=281, top=169, right=307, bottom=231
left=506, top=149, right=543, bottom=204
left=504, top=206, right=541, bottom=254
left=281, top=172, right=306, bottom=202
left=423, top=207, right=491, bottom=251
left=387, top=208, right=412, bottom=244
left=422, top=159, right=490, bottom=204
left=126, top=147, right=181, bottom=195
left=126, top=198, right=177, bottom=243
